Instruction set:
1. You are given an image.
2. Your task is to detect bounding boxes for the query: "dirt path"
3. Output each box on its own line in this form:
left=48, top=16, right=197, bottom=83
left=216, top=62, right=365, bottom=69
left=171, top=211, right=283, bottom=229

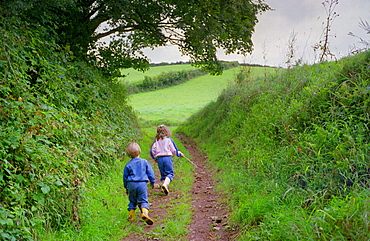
left=121, top=134, right=237, bottom=241
left=178, top=134, right=238, bottom=241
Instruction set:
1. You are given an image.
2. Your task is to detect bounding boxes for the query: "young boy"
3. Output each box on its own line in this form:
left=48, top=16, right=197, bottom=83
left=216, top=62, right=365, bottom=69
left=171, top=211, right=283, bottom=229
left=123, top=142, right=155, bottom=225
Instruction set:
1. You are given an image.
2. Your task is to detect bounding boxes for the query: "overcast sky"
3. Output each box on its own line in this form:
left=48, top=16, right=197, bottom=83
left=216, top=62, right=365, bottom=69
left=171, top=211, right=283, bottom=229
left=143, top=0, right=370, bottom=67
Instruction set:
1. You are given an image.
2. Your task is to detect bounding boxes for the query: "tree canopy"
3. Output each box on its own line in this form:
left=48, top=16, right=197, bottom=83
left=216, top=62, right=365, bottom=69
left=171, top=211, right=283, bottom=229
left=1, top=0, right=270, bottom=75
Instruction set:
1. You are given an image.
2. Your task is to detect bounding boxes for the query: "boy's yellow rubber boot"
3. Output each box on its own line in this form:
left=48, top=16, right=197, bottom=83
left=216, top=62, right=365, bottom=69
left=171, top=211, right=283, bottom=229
left=141, top=208, right=154, bottom=225
left=127, top=209, right=135, bottom=222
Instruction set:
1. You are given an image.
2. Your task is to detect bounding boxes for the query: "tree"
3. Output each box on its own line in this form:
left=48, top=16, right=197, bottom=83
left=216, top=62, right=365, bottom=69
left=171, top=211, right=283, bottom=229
left=1, top=0, right=270, bottom=75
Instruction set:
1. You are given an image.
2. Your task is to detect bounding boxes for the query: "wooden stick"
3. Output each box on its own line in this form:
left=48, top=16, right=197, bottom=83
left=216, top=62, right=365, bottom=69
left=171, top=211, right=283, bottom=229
left=183, top=156, right=197, bottom=168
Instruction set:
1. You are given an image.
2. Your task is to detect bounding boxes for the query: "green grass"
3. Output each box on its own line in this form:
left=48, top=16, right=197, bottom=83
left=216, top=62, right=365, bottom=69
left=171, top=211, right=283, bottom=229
left=177, top=51, right=370, bottom=240
left=128, top=66, right=278, bottom=124
left=37, top=159, right=135, bottom=240
left=118, top=64, right=198, bottom=85
left=39, top=124, right=194, bottom=241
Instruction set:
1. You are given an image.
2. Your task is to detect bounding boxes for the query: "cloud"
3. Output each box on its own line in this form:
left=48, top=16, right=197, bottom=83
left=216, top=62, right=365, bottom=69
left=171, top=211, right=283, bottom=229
left=143, top=0, right=370, bottom=67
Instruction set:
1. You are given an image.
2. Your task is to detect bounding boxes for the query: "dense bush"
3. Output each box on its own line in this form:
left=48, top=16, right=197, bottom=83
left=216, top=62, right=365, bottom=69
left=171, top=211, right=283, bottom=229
left=178, top=51, right=370, bottom=240
left=0, top=14, right=139, bottom=240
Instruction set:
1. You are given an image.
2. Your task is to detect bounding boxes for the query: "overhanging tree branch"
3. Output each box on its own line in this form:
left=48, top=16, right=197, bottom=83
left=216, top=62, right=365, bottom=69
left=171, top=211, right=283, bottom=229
left=92, top=25, right=136, bottom=41
left=8, top=0, right=271, bottom=75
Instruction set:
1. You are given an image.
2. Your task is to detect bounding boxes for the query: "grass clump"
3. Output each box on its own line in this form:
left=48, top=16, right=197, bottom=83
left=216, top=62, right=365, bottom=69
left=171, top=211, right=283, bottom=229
left=178, top=51, right=370, bottom=240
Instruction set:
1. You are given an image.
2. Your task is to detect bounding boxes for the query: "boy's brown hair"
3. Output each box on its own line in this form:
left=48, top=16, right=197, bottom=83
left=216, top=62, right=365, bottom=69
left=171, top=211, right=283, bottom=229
left=126, top=142, right=141, bottom=158
left=155, top=125, right=172, bottom=140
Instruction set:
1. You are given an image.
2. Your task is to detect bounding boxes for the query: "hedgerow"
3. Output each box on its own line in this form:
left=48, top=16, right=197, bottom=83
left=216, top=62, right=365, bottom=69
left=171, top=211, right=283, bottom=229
left=126, top=69, right=206, bottom=94
left=0, top=13, right=139, bottom=240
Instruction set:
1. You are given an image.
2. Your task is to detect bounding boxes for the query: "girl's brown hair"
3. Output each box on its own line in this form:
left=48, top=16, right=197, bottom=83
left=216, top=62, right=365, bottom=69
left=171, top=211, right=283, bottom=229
left=155, top=125, right=171, bottom=140
left=125, top=142, right=141, bottom=158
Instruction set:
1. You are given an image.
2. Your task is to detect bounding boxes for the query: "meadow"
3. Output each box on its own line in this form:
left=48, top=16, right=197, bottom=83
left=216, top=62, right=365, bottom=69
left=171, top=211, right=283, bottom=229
left=128, top=65, right=278, bottom=124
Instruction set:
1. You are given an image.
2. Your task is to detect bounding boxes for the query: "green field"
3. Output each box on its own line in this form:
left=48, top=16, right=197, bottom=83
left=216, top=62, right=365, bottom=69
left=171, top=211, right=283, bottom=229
left=119, top=64, right=198, bottom=85
left=128, top=65, right=278, bottom=124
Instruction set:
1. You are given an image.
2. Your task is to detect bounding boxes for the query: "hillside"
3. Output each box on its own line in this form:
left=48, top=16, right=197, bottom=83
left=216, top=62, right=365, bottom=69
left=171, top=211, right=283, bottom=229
left=128, top=66, right=278, bottom=125
left=178, top=51, right=370, bottom=240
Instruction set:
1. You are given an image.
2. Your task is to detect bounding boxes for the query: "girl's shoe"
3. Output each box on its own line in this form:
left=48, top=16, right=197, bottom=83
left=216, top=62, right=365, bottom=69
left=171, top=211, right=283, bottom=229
left=161, top=177, right=171, bottom=195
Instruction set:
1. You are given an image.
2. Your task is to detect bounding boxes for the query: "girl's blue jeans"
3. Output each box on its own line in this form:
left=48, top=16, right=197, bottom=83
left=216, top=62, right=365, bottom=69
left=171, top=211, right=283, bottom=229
left=157, top=156, right=174, bottom=181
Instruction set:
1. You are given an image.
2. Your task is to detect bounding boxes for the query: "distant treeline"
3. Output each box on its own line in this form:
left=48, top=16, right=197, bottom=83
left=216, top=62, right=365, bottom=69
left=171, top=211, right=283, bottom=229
left=150, top=60, right=239, bottom=67
left=150, top=61, right=190, bottom=67
left=239, top=63, right=276, bottom=68
left=128, top=61, right=239, bottom=94
left=150, top=61, right=275, bottom=68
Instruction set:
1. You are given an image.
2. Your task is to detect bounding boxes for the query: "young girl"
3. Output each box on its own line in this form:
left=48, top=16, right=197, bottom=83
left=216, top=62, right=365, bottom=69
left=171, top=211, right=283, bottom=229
left=150, top=125, right=184, bottom=195
left=123, top=142, right=155, bottom=225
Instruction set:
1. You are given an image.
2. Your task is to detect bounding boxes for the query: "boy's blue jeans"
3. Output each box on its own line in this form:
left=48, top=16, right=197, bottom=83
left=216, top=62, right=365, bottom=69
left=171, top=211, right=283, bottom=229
left=127, top=181, right=149, bottom=211
left=157, top=156, right=174, bottom=181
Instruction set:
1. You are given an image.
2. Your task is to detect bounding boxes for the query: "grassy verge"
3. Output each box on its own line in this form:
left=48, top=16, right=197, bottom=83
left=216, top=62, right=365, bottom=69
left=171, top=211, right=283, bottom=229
left=37, top=159, right=136, bottom=240
left=178, top=51, right=370, bottom=240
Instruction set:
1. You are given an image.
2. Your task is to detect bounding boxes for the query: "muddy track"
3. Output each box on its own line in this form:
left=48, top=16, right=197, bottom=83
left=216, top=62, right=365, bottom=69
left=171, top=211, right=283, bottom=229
left=121, top=134, right=237, bottom=241
left=178, top=134, right=238, bottom=241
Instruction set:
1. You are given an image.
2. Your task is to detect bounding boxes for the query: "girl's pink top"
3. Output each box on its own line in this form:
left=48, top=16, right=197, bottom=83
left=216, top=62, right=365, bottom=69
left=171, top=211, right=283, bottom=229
left=151, top=137, right=178, bottom=158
